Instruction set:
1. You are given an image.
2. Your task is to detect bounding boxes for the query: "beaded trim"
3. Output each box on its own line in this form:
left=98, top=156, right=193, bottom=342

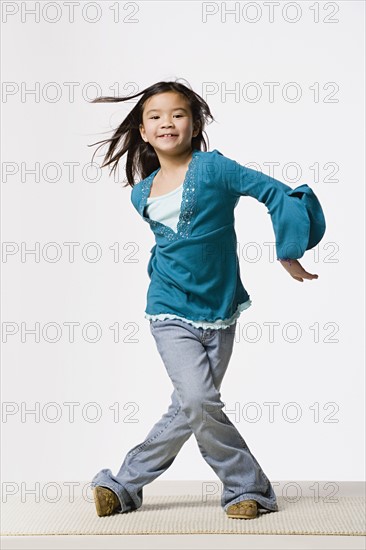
left=145, top=299, right=252, bottom=330
left=139, top=149, right=200, bottom=241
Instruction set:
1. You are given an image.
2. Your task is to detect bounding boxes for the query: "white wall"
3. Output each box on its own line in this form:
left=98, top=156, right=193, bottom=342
left=2, top=1, right=364, bottom=495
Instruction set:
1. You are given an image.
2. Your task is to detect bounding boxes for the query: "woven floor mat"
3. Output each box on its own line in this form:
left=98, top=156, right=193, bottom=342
left=1, top=494, right=365, bottom=536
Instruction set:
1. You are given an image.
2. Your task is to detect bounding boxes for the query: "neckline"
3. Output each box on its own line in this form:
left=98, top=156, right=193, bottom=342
left=148, top=151, right=197, bottom=199
left=146, top=181, right=183, bottom=202
left=141, top=149, right=200, bottom=239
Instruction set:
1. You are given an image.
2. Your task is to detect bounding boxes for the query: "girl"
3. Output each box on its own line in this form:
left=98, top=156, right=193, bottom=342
left=89, top=79, right=326, bottom=520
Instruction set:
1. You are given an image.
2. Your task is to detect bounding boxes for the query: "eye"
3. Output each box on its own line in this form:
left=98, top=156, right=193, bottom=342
left=149, top=114, right=184, bottom=119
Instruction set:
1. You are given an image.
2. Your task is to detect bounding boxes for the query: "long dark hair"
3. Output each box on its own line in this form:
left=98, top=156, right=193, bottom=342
left=87, top=79, right=215, bottom=187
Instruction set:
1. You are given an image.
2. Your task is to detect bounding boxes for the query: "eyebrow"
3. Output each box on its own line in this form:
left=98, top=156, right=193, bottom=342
left=145, top=107, right=189, bottom=115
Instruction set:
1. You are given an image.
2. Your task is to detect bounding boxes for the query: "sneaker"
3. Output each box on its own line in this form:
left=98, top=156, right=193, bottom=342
left=226, top=499, right=258, bottom=519
left=93, top=486, right=121, bottom=517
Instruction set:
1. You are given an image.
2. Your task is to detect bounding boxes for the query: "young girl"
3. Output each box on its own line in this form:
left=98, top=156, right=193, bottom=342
left=89, top=79, right=326, bottom=520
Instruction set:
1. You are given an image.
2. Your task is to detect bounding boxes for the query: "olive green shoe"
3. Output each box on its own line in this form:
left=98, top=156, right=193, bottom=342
left=93, top=486, right=121, bottom=517
left=226, top=499, right=258, bottom=519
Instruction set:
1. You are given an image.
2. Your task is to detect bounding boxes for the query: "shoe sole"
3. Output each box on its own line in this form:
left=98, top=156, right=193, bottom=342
left=226, top=513, right=258, bottom=519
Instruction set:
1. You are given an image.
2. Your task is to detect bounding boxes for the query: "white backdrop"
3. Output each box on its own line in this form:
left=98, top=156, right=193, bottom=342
left=2, top=1, right=365, bottom=496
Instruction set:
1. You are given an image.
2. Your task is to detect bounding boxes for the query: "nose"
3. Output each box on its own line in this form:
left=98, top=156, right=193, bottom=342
left=160, top=116, right=174, bottom=127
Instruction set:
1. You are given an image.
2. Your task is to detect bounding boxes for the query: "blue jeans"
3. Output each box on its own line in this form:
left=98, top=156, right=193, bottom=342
left=90, top=318, right=278, bottom=513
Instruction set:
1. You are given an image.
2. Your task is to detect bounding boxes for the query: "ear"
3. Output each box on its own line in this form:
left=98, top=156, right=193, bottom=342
left=193, top=121, right=201, bottom=137
left=139, top=124, right=147, bottom=142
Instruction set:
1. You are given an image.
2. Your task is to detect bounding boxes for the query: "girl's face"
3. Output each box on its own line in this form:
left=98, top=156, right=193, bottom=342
left=139, top=92, right=199, bottom=155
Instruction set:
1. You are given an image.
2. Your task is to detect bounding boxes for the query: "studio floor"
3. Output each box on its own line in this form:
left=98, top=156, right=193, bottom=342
left=1, top=480, right=365, bottom=550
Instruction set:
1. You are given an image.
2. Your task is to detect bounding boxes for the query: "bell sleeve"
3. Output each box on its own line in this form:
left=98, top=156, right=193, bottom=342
left=216, top=150, right=326, bottom=260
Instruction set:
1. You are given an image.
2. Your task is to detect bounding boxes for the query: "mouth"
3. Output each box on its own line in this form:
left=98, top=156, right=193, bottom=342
left=158, top=134, right=178, bottom=138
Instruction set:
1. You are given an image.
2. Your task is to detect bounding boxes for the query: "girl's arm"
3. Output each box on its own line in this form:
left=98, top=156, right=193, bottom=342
left=215, top=150, right=326, bottom=281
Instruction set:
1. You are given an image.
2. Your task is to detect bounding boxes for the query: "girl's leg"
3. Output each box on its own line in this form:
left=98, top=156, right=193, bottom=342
left=90, top=319, right=236, bottom=512
left=148, top=319, right=278, bottom=513
left=90, top=318, right=278, bottom=513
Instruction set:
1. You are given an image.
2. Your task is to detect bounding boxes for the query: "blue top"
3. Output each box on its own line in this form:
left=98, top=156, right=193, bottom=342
left=143, top=177, right=251, bottom=329
left=130, top=148, right=326, bottom=327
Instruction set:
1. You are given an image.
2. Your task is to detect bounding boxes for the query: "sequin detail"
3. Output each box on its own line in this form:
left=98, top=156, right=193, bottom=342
left=140, top=150, right=200, bottom=241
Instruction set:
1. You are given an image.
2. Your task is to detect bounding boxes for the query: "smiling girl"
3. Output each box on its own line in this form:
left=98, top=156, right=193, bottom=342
left=89, top=79, right=326, bottom=520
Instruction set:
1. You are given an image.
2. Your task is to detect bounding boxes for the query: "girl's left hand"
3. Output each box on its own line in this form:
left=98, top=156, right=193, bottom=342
left=279, top=259, right=319, bottom=282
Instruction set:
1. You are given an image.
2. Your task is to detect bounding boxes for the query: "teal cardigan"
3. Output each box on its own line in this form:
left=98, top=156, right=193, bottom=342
left=130, top=149, right=326, bottom=325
